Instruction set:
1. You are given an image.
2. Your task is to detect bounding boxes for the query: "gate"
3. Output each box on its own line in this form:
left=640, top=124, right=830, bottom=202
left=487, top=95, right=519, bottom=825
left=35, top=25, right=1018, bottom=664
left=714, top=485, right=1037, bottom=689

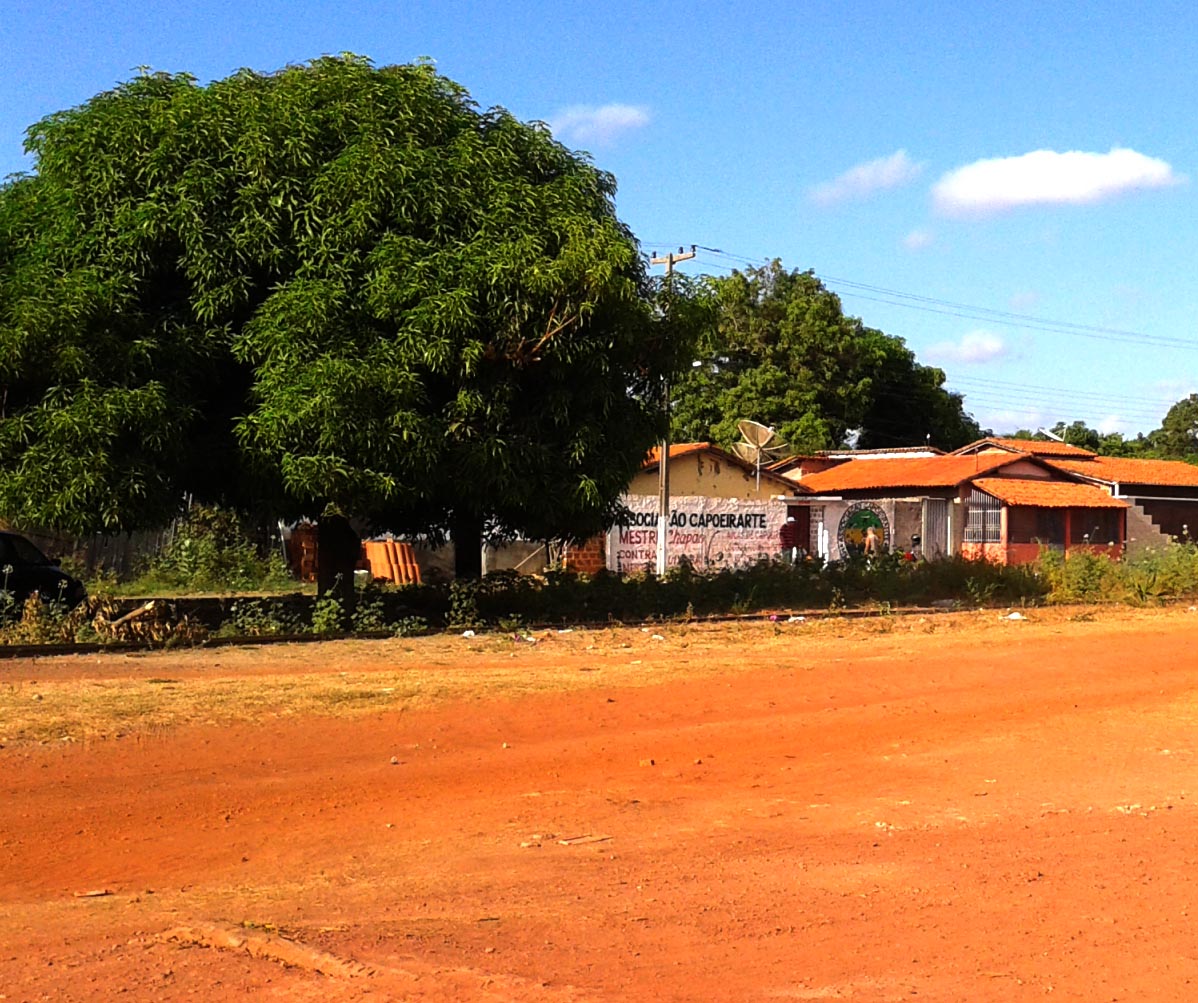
left=921, top=498, right=950, bottom=558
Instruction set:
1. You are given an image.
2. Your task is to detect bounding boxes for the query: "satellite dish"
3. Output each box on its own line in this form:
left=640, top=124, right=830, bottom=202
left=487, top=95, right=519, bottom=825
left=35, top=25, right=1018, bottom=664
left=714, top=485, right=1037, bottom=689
left=737, top=419, right=776, bottom=448
left=734, top=419, right=789, bottom=489
left=731, top=441, right=760, bottom=464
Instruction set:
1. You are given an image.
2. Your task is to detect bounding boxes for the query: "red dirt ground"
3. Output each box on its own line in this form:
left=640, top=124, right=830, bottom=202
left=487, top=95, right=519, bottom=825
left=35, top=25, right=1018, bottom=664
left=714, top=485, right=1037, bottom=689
left=4, top=609, right=1198, bottom=1001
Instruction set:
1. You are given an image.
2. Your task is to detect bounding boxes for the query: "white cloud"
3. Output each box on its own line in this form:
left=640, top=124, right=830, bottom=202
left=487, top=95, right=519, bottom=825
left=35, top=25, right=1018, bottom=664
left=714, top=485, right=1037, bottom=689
left=903, top=228, right=934, bottom=250
left=810, top=150, right=924, bottom=205
left=1096, top=415, right=1131, bottom=435
left=924, top=330, right=1009, bottom=365
left=981, top=408, right=1046, bottom=433
left=933, top=147, right=1185, bottom=217
left=548, top=103, right=651, bottom=146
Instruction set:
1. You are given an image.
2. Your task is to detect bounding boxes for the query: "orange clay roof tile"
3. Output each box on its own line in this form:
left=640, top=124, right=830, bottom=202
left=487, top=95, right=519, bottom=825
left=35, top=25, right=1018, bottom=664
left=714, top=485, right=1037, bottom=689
left=971, top=478, right=1128, bottom=509
left=795, top=453, right=1026, bottom=493
left=1046, top=456, right=1198, bottom=487
left=955, top=437, right=1097, bottom=457
left=643, top=442, right=713, bottom=467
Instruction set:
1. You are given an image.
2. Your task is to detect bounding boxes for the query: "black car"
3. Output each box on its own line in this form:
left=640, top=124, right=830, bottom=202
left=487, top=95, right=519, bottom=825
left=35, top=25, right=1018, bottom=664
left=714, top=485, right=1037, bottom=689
left=0, top=532, right=87, bottom=607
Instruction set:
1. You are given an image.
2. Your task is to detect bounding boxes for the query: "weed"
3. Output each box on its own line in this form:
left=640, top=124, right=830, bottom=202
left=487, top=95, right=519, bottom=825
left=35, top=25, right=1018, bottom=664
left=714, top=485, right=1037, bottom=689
left=351, top=593, right=390, bottom=633
left=392, top=616, right=429, bottom=638
left=222, top=599, right=301, bottom=637
left=122, top=505, right=295, bottom=595
left=964, top=577, right=998, bottom=607
left=310, top=596, right=344, bottom=635
left=497, top=614, right=528, bottom=635
left=448, top=579, right=484, bottom=630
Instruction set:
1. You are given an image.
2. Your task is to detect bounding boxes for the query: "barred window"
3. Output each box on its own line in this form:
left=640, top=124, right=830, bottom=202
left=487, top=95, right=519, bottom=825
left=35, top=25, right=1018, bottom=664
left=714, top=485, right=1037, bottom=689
left=965, top=489, right=1002, bottom=543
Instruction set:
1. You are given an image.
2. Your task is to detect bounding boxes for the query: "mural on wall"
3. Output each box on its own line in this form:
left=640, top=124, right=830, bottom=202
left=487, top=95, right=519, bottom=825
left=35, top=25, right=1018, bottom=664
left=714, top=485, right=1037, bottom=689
left=607, top=495, right=787, bottom=572
left=837, top=502, right=891, bottom=557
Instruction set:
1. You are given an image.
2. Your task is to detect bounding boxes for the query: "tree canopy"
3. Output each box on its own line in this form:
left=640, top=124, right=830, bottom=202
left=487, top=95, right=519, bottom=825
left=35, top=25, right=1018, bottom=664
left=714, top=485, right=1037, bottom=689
left=1149, top=394, right=1198, bottom=460
left=1002, top=415, right=1188, bottom=460
left=0, top=56, right=686, bottom=554
left=669, top=261, right=981, bottom=454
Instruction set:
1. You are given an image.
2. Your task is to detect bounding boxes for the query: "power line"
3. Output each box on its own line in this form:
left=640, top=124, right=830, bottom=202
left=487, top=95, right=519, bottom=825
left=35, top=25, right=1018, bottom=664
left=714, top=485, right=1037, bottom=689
left=663, top=244, right=1188, bottom=428
left=686, top=245, right=1198, bottom=352
left=831, top=289, right=1198, bottom=351
left=947, top=375, right=1171, bottom=408
left=946, top=374, right=1173, bottom=406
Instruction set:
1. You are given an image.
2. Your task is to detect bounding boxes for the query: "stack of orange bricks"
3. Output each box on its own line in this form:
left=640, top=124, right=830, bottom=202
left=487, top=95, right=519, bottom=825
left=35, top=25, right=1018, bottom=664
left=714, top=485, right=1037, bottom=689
left=289, top=522, right=319, bottom=582
left=361, top=539, right=423, bottom=586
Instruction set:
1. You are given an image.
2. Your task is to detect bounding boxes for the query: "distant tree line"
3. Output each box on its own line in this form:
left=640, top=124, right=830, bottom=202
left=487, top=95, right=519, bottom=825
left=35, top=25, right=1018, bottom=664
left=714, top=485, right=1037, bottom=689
left=1004, top=398, right=1198, bottom=462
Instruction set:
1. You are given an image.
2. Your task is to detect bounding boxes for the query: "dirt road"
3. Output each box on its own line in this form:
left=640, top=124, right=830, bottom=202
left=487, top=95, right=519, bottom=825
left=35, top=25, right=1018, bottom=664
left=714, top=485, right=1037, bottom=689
left=3, top=609, right=1198, bottom=1000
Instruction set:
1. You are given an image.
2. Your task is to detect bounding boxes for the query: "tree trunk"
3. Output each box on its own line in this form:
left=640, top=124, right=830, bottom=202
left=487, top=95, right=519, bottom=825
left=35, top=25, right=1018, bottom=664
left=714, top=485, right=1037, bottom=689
left=316, top=513, right=360, bottom=624
left=452, top=511, right=484, bottom=579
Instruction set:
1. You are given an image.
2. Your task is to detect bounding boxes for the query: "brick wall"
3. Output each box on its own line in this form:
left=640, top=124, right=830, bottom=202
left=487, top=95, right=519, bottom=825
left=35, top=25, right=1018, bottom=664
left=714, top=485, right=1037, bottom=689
left=562, top=535, right=607, bottom=574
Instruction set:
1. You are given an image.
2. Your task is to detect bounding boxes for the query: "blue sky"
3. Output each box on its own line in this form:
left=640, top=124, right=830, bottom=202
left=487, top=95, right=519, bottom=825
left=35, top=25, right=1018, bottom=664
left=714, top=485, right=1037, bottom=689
left=3, top=0, right=1196, bottom=439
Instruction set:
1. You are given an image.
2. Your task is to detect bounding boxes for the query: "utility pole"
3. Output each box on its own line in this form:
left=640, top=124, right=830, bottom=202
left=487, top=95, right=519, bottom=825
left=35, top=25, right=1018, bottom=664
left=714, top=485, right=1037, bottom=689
left=650, top=245, right=696, bottom=575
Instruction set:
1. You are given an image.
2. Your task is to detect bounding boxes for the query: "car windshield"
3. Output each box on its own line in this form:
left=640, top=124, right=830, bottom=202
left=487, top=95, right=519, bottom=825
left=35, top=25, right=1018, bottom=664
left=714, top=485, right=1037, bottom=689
left=7, top=535, right=49, bottom=566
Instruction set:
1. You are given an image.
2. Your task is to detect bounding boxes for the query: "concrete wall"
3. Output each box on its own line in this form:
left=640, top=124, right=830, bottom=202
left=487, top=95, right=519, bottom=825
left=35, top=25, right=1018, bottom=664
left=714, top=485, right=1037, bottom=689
left=892, top=501, right=923, bottom=553
left=629, top=452, right=783, bottom=501
left=483, top=541, right=551, bottom=575
left=808, top=496, right=954, bottom=562
left=1125, top=501, right=1174, bottom=556
left=1133, top=498, right=1198, bottom=542
left=991, top=459, right=1054, bottom=479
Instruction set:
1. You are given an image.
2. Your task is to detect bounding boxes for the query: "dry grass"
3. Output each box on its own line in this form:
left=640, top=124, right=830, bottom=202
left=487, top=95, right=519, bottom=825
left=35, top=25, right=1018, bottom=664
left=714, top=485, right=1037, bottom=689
left=1, top=605, right=1190, bottom=746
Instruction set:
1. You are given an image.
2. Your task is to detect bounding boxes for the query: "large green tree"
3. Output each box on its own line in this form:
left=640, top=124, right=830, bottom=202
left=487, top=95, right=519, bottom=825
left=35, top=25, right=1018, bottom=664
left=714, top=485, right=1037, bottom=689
left=0, top=56, right=685, bottom=574
left=670, top=261, right=981, bottom=453
left=1150, top=394, right=1198, bottom=460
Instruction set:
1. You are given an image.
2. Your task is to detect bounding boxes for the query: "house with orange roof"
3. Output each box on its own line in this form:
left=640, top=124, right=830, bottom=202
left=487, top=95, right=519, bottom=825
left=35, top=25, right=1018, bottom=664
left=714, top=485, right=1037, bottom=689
left=952, top=436, right=1099, bottom=459
left=778, top=442, right=1132, bottom=564
left=951, top=438, right=1198, bottom=552
left=607, top=442, right=794, bottom=572
left=778, top=435, right=1198, bottom=564
left=561, top=435, right=1198, bottom=574
left=1035, top=455, right=1198, bottom=552
left=562, top=442, right=795, bottom=574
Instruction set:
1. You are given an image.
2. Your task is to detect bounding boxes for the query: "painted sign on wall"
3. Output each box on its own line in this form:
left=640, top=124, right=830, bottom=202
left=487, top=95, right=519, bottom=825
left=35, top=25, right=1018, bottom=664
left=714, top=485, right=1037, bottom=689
left=607, top=495, right=787, bottom=572
left=836, top=502, right=891, bottom=557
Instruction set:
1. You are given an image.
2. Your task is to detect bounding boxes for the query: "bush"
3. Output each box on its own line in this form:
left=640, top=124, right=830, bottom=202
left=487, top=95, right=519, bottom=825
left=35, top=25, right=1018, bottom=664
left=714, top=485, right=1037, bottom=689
left=220, top=598, right=303, bottom=637
left=446, top=553, right=1047, bottom=628
left=0, top=594, right=79, bottom=645
left=29, top=540, right=1198, bottom=648
left=125, top=506, right=295, bottom=594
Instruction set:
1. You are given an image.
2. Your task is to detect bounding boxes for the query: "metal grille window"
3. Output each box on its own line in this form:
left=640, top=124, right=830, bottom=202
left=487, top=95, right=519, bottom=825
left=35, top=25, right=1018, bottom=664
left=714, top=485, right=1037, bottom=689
left=965, top=489, right=1002, bottom=543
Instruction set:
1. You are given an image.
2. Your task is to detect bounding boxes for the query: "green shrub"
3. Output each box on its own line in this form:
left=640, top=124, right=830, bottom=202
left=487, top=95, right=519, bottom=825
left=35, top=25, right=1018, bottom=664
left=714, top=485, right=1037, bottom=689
left=125, top=505, right=295, bottom=594
left=220, top=598, right=303, bottom=637
left=310, top=596, right=344, bottom=634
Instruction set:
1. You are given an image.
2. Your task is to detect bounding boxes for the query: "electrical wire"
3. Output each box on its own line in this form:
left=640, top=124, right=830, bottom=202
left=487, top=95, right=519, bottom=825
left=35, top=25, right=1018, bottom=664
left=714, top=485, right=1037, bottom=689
left=693, top=247, right=1198, bottom=351
left=652, top=243, right=1189, bottom=428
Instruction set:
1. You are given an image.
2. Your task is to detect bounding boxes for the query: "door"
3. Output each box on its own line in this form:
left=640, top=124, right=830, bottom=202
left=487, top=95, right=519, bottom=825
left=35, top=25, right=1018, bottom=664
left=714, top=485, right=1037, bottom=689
left=922, top=498, right=949, bottom=558
left=787, top=505, right=811, bottom=557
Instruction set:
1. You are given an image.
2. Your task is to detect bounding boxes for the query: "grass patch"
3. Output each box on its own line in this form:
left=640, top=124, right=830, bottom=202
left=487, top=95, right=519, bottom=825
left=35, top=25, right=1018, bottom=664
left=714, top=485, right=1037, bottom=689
left=2, top=607, right=1177, bottom=746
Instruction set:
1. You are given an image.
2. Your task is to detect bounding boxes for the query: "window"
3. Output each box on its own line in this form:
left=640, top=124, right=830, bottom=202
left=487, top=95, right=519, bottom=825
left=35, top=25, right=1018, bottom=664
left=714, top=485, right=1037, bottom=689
left=8, top=535, right=48, bottom=565
left=1008, top=507, right=1064, bottom=547
left=1070, top=508, right=1121, bottom=545
left=965, top=490, right=1001, bottom=543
